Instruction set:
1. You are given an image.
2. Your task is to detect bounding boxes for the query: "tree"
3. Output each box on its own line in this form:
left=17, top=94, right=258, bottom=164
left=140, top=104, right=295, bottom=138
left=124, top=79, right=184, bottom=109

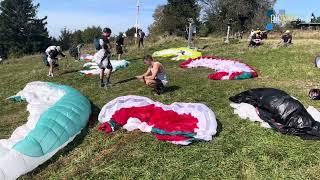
left=58, top=28, right=73, bottom=50
left=0, top=0, right=50, bottom=57
left=125, top=27, right=140, bottom=38
left=81, top=26, right=102, bottom=43
left=315, top=17, right=320, bottom=23
left=72, top=30, right=83, bottom=45
left=149, top=0, right=200, bottom=36
left=200, top=0, right=276, bottom=33
left=148, top=5, right=165, bottom=35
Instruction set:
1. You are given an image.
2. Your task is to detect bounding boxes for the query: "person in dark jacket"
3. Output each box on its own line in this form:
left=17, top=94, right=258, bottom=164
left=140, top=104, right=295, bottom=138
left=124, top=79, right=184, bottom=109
left=116, top=33, right=126, bottom=60
left=138, top=30, right=145, bottom=48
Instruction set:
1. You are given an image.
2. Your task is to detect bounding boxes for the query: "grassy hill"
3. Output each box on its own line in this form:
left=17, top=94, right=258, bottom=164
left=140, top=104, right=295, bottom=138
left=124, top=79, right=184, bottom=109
left=2, top=34, right=320, bottom=179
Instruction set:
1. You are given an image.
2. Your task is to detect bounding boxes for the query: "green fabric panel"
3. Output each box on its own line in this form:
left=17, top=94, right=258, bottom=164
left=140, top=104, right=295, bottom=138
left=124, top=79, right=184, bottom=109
left=151, top=128, right=196, bottom=138
left=234, top=72, right=254, bottom=80
left=13, top=82, right=91, bottom=157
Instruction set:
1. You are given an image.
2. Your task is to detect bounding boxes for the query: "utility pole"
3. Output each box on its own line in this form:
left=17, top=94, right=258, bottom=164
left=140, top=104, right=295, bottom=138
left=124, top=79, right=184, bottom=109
left=187, top=18, right=194, bottom=48
left=224, top=20, right=232, bottom=44
left=135, top=0, right=140, bottom=45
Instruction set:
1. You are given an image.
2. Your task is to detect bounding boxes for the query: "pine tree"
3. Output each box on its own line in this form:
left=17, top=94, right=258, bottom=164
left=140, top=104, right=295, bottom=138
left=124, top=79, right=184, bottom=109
left=0, top=0, right=50, bottom=57
left=58, top=28, right=73, bottom=51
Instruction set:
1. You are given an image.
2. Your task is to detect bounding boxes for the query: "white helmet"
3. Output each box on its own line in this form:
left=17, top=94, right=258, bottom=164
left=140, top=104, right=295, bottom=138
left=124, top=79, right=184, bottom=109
left=56, top=46, right=61, bottom=52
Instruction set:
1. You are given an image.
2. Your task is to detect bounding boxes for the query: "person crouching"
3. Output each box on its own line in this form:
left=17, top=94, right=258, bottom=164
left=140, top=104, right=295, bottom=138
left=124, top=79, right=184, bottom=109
left=136, top=55, right=168, bottom=95
left=280, top=30, right=293, bottom=47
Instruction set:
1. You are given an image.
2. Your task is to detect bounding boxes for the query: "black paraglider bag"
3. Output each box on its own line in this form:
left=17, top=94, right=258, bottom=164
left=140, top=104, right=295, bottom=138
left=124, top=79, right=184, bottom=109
left=230, top=88, right=320, bottom=140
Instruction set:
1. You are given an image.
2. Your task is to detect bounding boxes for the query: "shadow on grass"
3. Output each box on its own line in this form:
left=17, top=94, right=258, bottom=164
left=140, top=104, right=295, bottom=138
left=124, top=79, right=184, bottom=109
left=25, top=102, right=101, bottom=177
left=164, top=86, right=181, bottom=94
left=215, top=119, right=223, bottom=138
left=59, top=69, right=80, bottom=76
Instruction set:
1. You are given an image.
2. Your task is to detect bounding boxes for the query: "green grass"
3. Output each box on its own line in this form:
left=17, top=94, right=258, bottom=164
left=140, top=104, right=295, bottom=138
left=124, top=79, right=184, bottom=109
left=2, top=37, right=320, bottom=179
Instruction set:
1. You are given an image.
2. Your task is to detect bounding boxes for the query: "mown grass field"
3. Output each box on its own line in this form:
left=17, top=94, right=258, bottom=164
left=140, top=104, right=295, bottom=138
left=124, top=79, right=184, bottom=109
left=2, top=33, right=320, bottom=179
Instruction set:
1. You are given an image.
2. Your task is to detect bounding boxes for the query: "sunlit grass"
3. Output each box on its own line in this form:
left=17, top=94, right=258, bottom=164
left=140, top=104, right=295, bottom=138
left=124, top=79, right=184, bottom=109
left=1, top=36, right=320, bottom=179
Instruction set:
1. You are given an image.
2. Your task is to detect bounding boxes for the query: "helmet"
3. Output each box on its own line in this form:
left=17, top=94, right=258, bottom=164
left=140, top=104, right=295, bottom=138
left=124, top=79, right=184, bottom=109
left=285, top=30, right=290, bottom=34
left=123, top=33, right=127, bottom=38
left=103, top=27, right=112, bottom=34
left=56, top=46, right=61, bottom=52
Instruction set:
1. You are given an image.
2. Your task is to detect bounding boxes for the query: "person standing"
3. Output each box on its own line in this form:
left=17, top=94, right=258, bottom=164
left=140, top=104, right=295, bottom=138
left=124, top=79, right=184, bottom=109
left=45, top=46, right=66, bottom=77
left=94, top=27, right=113, bottom=88
left=116, top=33, right=126, bottom=60
left=138, top=30, right=145, bottom=48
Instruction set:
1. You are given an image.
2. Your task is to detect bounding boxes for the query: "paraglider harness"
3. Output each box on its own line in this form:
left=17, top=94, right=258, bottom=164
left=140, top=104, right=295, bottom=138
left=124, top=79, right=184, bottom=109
left=42, top=53, right=59, bottom=68
left=97, top=37, right=112, bottom=70
left=94, top=37, right=101, bottom=51
left=42, top=49, right=65, bottom=67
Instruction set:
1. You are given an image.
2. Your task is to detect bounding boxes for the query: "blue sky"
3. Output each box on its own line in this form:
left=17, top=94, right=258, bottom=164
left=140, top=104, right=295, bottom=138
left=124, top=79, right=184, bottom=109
left=274, top=0, right=320, bottom=21
left=34, top=0, right=167, bottom=37
left=34, top=0, right=320, bottom=37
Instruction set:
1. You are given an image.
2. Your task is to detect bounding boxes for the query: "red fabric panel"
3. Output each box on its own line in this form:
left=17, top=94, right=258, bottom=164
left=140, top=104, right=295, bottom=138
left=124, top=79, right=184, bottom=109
left=99, top=105, right=199, bottom=142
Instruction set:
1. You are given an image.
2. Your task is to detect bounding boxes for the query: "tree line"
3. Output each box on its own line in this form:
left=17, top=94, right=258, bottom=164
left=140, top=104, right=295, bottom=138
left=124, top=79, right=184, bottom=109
left=149, top=0, right=277, bottom=37
left=4, top=0, right=320, bottom=58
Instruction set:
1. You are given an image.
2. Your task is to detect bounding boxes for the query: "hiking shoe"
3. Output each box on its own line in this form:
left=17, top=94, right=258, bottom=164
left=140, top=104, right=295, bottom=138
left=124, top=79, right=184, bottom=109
left=153, top=87, right=164, bottom=96
left=100, top=83, right=105, bottom=88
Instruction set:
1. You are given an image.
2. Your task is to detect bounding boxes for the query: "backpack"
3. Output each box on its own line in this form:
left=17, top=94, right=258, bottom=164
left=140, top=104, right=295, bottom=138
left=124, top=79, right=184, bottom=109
left=42, top=53, right=49, bottom=66
left=140, top=32, right=145, bottom=39
left=93, top=37, right=101, bottom=51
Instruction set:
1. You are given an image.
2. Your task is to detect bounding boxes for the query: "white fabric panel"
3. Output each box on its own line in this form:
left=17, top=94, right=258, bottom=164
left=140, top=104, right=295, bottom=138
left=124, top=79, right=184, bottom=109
left=0, top=82, right=66, bottom=180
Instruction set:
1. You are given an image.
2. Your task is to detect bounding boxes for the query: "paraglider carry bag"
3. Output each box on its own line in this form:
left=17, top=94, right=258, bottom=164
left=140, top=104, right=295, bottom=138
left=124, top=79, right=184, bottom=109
left=94, top=38, right=101, bottom=51
left=42, top=54, right=49, bottom=66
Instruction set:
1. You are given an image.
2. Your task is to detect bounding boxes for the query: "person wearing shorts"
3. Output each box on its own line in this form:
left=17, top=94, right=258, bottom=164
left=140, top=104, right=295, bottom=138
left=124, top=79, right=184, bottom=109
left=94, top=27, right=113, bottom=87
left=136, top=55, right=168, bottom=95
left=45, top=46, right=65, bottom=77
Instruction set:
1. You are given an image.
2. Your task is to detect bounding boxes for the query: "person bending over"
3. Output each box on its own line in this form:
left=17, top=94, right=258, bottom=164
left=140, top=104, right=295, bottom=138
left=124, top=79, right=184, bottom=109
left=94, top=27, right=113, bottom=87
left=45, top=46, right=66, bottom=77
left=136, top=55, right=168, bottom=95
left=248, top=31, right=262, bottom=47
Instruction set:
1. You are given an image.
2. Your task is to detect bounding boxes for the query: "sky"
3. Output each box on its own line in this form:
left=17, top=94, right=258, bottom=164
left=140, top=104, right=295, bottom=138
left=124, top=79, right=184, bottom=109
left=34, top=0, right=167, bottom=37
left=33, top=0, right=320, bottom=37
left=274, top=0, right=320, bottom=21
